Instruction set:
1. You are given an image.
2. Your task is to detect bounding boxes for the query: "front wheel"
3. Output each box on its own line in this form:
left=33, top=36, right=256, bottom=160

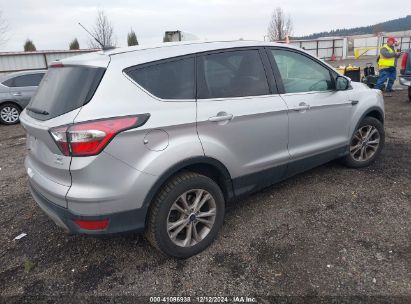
left=342, top=117, right=385, bottom=168
left=0, top=103, right=21, bottom=125
left=408, top=87, right=411, bottom=101
left=146, top=172, right=225, bottom=258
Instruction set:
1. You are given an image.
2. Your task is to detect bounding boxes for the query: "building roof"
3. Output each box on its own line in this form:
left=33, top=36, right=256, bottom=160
left=0, top=49, right=100, bottom=56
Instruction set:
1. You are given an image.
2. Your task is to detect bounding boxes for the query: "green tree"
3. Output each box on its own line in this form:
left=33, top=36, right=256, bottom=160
left=127, top=29, right=138, bottom=46
left=69, top=38, right=80, bottom=50
left=24, top=39, right=36, bottom=51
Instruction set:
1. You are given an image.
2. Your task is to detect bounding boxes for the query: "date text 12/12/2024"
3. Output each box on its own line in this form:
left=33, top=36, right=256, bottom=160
left=149, top=296, right=257, bottom=303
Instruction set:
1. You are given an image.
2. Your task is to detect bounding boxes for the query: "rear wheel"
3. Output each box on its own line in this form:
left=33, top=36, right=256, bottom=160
left=0, top=103, right=21, bottom=125
left=342, top=117, right=384, bottom=168
left=408, top=87, right=411, bottom=101
left=146, top=172, right=225, bottom=258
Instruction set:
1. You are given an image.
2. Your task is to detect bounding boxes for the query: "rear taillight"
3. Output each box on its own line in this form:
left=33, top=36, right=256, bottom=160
left=49, top=114, right=149, bottom=157
left=50, top=126, right=70, bottom=155
left=49, top=61, right=64, bottom=68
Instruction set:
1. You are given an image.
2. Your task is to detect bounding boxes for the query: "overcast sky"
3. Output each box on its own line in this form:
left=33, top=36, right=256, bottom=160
left=0, top=0, right=409, bottom=51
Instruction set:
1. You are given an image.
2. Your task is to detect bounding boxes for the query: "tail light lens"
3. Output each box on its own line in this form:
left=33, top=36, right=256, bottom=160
left=49, top=114, right=149, bottom=157
left=50, top=62, right=64, bottom=68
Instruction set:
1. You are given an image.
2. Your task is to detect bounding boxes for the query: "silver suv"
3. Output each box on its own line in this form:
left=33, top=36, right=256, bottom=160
left=0, top=70, right=45, bottom=124
left=20, top=41, right=385, bottom=258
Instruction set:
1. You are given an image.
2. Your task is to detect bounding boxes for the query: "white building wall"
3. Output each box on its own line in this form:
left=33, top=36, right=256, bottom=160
left=354, top=33, right=411, bottom=57
left=289, top=38, right=347, bottom=60
left=354, top=37, right=380, bottom=56
left=0, top=50, right=98, bottom=73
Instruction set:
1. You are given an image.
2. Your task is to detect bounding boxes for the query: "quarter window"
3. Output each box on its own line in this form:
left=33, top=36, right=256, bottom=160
left=270, top=49, right=333, bottom=93
left=125, top=57, right=195, bottom=100
left=198, top=50, right=270, bottom=99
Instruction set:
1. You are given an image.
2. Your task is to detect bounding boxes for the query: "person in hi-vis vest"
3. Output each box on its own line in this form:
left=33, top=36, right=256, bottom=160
left=375, top=37, right=402, bottom=94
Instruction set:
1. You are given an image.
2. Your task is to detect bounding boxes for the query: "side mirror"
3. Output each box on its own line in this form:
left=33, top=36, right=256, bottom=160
left=336, top=75, right=350, bottom=90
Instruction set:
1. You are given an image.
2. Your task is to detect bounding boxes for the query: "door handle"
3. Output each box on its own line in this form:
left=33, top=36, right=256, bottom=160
left=293, top=102, right=310, bottom=111
left=208, top=113, right=234, bottom=122
left=12, top=92, right=22, bottom=97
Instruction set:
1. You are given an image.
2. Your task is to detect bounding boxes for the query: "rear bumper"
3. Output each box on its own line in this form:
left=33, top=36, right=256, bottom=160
left=29, top=181, right=147, bottom=234
left=399, top=75, right=411, bottom=86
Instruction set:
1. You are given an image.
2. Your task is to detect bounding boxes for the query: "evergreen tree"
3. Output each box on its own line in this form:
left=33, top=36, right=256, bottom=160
left=127, top=29, right=138, bottom=46
left=24, top=39, right=36, bottom=51
left=69, top=38, right=80, bottom=50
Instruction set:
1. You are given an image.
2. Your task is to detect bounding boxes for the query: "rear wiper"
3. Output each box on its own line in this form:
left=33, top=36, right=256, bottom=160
left=27, top=107, right=49, bottom=115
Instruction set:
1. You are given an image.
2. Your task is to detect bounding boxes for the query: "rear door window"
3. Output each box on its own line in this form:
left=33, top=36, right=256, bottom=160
left=125, top=57, right=195, bottom=100
left=2, top=73, right=45, bottom=87
left=12, top=73, right=45, bottom=87
left=197, top=49, right=270, bottom=99
left=27, top=66, right=105, bottom=121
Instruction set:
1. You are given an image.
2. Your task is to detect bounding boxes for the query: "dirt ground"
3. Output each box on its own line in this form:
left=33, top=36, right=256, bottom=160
left=0, top=90, right=410, bottom=303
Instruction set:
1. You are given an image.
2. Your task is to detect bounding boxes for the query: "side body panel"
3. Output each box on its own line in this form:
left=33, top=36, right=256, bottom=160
left=10, top=85, right=37, bottom=109
left=281, top=90, right=352, bottom=160
left=0, top=84, right=11, bottom=105
left=346, top=83, right=385, bottom=136
left=196, top=96, right=289, bottom=195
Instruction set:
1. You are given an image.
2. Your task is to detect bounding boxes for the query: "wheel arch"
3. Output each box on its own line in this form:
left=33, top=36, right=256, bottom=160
left=352, top=106, right=384, bottom=136
left=0, top=100, right=23, bottom=111
left=364, top=108, right=384, bottom=124
left=142, top=157, right=234, bottom=224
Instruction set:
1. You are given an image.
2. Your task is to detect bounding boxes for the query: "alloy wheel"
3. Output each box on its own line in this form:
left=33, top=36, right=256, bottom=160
left=1, top=106, right=20, bottom=123
left=350, top=125, right=380, bottom=162
left=167, top=189, right=217, bottom=247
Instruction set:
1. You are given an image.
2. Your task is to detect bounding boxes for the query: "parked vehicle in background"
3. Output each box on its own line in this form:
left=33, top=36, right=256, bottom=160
left=0, top=70, right=46, bottom=124
left=399, top=49, right=411, bottom=101
left=20, top=41, right=385, bottom=258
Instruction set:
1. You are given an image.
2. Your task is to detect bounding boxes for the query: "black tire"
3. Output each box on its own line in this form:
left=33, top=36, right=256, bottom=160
left=342, top=116, right=385, bottom=168
left=0, top=103, right=21, bottom=125
left=146, top=172, right=225, bottom=258
left=408, top=87, right=411, bottom=102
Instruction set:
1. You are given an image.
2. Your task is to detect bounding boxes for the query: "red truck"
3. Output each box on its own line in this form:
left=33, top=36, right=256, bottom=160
left=399, top=50, right=411, bottom=101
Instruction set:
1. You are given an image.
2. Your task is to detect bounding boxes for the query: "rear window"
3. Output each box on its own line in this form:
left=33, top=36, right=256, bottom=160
left=124, top=57, right=195, bottom=100
left=27, top=66, right=105, bottom=121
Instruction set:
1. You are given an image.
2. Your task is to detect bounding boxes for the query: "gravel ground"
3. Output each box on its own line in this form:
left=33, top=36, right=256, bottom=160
left=0, top=90, right=410, bottom=303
